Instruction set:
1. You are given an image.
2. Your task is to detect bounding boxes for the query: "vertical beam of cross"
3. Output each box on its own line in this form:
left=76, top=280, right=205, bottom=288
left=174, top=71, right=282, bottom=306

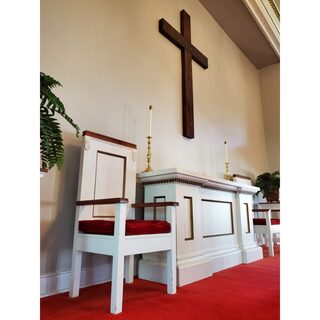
left=159, top=10, right=208, bottom=139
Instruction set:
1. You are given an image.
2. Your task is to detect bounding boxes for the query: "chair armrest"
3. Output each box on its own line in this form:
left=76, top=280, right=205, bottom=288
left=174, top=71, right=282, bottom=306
left=131, top=202, right=179, bottom=208
left=76, top=198, right=128, bottom=206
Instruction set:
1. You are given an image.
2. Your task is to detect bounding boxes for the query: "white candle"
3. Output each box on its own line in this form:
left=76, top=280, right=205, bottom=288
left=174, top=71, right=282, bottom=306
left=224, top=141, right=228, bottom=163
left=148, top=105, right=153, bottom=137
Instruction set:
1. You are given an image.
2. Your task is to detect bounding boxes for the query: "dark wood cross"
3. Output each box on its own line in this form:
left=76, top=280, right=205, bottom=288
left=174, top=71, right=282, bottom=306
left=159, top=10, right=208, bottom=139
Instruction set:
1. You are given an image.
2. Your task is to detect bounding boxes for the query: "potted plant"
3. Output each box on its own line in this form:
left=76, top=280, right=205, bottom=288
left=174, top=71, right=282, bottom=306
left=254, top=171, right=280, bottom=202
left=40, top=72, right=80, bottom=173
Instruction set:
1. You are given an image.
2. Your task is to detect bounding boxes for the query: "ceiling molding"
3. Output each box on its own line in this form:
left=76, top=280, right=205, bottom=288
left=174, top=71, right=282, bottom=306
left=199, top=0, right=280, bottom=69
left=242, top=0, right=280, bottom=57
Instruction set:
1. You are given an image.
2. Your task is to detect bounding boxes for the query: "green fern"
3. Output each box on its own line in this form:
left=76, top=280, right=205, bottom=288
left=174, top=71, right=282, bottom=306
left=40, top=72, right=80, bottom=170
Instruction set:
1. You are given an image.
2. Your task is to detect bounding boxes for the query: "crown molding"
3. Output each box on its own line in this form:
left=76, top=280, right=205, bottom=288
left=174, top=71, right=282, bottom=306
left=242, top=0, right=280, bottom=58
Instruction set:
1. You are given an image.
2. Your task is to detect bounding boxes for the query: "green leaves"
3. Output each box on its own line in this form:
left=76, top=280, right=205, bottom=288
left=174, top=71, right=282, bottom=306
left=254, top=171, right=280, bottom=197
left=40, top=72, right=80, bottom=170
left=40, top=107, right=64, bottom=169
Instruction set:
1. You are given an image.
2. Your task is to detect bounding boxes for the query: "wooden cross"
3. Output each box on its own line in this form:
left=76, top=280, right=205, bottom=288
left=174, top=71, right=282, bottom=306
left=159, top=10, right=208, bottom=139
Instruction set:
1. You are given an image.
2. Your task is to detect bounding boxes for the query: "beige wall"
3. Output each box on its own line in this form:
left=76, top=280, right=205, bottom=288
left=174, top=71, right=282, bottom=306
left=259, top=63, right=280, bottom=172
left=40, top=0, right=269, bottom=278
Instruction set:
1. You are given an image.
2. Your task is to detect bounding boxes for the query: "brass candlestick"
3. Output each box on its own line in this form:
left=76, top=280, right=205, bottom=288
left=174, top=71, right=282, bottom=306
left=224, top=162, right=232, bottom=180
left=143, top=136, right=153, bottom=172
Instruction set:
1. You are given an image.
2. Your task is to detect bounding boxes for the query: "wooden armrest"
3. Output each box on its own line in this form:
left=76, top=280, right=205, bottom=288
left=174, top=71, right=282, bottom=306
left=252, top=209, right=280, bottom=212
left=77, top=198, right=128, bottom=206
left=132, top=202, right=179, bottom=208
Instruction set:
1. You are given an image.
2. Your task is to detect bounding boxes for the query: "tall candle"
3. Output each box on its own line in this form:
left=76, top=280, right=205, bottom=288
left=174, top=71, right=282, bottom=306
left=148, top=105, right=153, bottom=137
left=224, top=141, right=228, bottom=163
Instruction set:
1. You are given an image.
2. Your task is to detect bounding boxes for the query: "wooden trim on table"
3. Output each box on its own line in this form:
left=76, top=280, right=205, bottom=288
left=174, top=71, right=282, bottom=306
left=83, top=130, right=137, bottom=149
left=244, top=203, right=251, bottom=234
left=184, top=196, right=194, bottom=241
left=132, top=202, right=179, bottom=208
left=153, top=196, right=167, bottom=220
left=40, top=168, right=49, bottom=173
left=77, top=198, right=128, bottom=206
left=143, top=178, right=203, bottom=187
left=142, top=179, right=237, bottom=193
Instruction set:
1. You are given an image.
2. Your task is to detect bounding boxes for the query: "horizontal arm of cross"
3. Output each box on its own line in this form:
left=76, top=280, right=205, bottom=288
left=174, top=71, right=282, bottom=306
left=159, top=18, right=208, bottom=69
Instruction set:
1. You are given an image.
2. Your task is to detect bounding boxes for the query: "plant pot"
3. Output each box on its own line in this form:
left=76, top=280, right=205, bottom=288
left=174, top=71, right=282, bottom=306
left=265, top=191, right=279, bottom=202
left=40, top=167, right=48, bottom=178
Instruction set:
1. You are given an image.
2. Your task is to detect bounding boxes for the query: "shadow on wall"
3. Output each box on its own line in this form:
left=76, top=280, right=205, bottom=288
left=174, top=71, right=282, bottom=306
left=40, top=133, right=113, bottom=293
left=41, top=133, right=81, bottom=275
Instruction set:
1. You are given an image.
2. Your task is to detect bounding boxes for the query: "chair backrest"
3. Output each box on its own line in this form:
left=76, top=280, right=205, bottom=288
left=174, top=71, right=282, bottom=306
left=76, top=130, right=137, bottom=220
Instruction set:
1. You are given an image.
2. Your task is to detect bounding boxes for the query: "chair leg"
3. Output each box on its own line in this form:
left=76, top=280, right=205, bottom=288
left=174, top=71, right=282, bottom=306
left=263, top=233, right=268, bottom=246
left=267, top=232, right=274, bottom=257
left=273, top=233, right=280, bottom=245
left=110, top=254, right=125, bottom=314
left=255, top=233, right=261, bottom=245
left=125, top=255, right=134, bottom=284
left=69, top=250, right=82, bottom=298
left=166, top=249, right=176, bottom=294
left=259, top=233, right=264, bottom=245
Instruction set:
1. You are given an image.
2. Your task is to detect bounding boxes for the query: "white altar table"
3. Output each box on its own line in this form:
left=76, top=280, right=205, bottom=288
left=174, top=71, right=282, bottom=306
left=137, top=168, right=263, bottom=286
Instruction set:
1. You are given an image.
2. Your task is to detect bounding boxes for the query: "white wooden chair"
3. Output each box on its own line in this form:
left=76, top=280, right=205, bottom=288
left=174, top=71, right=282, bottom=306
left=233, top=174, right=280, bottom=257
left=69, top=130, right=179, bottom=314
left=252, top=208, right=280, bottom=256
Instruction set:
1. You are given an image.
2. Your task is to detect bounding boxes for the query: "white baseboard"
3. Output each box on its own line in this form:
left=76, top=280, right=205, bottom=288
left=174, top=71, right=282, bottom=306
left=138, top=248, right=244, bottom=287
left=40, top=263, right=112, bottom=297
left=242, top=245, right=263, bottom=263
left=208, top=249, right=243, bottom=274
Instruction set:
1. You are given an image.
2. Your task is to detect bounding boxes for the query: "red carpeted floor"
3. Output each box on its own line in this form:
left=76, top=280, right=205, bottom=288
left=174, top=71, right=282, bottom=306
left=41, top=245, right=279, bottom=320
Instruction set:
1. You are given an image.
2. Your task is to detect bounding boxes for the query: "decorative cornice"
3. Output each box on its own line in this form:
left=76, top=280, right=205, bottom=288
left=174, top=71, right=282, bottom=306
left=268, top=0, right=280, bottom=21
left=242, top=0, right=280, bottom=57
left=143, top=178, right=203, bottom=187
left=143, top=178, right=239, bottom=193
left=138, top=168, right=260, bottom=195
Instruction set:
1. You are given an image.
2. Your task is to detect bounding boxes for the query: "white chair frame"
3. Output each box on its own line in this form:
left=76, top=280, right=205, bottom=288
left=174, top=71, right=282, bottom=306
left=232, top=175, right=280, bottom=257
left=252, top=208, right=280, bottom=256
left=68, top=131, right=179, bottom=314
left=69, top=199, right=178, bottom=314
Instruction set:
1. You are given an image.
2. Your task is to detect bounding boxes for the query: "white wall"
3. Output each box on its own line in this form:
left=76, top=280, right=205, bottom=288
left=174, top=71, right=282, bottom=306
left=259, top=63, right=280, bottom=172
left=40, top=0, right=269, bottom=294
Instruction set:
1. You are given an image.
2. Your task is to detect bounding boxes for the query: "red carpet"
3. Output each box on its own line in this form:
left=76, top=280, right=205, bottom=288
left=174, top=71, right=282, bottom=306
left=41, top=245, right=279, bottom=320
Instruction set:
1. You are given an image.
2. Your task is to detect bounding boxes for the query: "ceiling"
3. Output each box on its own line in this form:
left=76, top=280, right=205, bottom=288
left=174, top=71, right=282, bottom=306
left=199, top=0, right=280, bottom=69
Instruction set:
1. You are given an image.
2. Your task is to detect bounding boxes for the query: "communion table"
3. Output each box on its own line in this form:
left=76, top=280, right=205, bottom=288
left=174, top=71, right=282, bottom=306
left=137, top=168, right=263, bottom=286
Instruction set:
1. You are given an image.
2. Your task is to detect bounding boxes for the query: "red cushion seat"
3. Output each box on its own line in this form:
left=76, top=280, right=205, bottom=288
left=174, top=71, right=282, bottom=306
left=253, top=218, right=280, bottom=225
left=79, top=219, right=171, bottom=236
